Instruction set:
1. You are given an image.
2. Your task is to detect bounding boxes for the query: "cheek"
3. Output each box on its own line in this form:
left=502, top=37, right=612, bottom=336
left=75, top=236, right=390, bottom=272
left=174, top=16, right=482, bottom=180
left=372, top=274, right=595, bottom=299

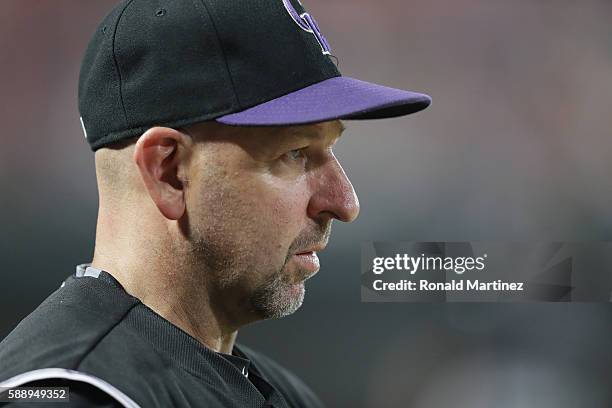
left=246, top=179, right=309, bottom=248
left=189, top=170, right=309, bottom=260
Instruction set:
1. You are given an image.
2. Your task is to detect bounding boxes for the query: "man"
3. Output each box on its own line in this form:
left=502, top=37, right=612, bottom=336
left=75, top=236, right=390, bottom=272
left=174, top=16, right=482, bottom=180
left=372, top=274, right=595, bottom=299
left=0, top=0, right=430, bottom=406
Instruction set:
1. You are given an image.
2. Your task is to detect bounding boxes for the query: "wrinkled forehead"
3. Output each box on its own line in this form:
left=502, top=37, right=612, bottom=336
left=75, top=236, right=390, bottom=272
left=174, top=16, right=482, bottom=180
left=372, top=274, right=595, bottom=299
left=186, top=120, right=344, bottom=151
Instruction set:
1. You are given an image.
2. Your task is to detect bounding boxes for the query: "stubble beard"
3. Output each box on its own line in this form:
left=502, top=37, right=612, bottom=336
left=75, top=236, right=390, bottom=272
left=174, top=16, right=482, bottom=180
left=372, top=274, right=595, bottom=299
left=249, top=222, right=332, bottom=319
left=189, top=220, right=331, bottom=321
left=188, top=234, right=305, bottom=320
left=249, top=254, right=305, bottom=319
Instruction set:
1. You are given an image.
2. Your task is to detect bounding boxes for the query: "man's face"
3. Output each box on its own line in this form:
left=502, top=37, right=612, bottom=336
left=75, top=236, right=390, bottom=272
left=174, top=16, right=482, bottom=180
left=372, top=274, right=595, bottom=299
left=184, top=120, right=359, bottom=322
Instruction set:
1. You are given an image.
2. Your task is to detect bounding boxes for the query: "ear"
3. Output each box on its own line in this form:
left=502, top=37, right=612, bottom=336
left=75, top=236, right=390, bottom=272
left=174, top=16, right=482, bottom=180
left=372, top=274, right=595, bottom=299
left=133, top=127, right=191, bottom=220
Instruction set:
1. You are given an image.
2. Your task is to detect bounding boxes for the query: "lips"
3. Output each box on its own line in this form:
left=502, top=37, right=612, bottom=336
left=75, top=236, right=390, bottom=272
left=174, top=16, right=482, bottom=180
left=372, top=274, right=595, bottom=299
left=292, top=251, right=320, bottom=275
left=295, top=243, right=326, bottom=255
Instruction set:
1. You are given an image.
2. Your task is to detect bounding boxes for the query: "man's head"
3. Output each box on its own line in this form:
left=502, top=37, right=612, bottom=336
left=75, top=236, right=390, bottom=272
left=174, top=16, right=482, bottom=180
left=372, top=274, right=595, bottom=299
left=95, top=120, right=358, bottom=322
left=84, top=0, right=429, bottom=332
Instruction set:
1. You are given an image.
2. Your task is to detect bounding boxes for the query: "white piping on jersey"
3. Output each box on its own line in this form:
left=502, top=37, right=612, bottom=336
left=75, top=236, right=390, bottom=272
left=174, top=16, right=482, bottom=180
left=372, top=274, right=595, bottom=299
left=80, top=116, right=88, bottom=139
left=0, top=368, right=141, bottom=408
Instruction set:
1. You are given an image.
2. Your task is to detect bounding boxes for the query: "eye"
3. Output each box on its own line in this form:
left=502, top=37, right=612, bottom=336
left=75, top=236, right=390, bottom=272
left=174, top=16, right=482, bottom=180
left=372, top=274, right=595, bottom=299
left=285, top=148, right=306, bottom=161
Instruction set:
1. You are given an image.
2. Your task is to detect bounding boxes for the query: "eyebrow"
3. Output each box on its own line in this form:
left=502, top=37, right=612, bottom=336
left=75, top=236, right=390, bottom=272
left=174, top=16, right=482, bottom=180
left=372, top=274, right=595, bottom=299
left=264, top=123, right=344, bottom=158
left=288, top=121, right=346, bottom=143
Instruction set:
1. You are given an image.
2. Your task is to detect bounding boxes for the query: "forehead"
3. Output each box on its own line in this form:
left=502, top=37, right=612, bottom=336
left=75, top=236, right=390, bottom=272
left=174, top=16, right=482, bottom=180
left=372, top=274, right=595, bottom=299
left=189, top=120, right=344, bottom=150
left=279, top=120, right=345, bottom=142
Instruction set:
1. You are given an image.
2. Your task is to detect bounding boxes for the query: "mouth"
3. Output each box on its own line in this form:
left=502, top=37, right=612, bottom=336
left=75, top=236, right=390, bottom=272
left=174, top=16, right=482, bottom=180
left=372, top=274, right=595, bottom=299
left=292, top=251, right=320, bottom=276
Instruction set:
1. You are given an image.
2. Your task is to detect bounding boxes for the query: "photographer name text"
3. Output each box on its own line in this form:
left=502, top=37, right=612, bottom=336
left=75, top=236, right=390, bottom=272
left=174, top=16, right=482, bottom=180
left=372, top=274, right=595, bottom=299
left=371, top=253, right=524, bottom=292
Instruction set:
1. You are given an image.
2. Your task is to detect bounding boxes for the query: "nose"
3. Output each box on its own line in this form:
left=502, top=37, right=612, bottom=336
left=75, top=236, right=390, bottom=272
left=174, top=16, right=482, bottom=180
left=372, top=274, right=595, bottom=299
left=307, top=154, right=360, bottom=223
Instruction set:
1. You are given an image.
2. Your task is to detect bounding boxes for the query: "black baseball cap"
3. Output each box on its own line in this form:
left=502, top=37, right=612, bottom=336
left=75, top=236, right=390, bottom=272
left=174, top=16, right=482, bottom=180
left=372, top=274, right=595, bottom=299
left=78, top=0, right=431, bottom=151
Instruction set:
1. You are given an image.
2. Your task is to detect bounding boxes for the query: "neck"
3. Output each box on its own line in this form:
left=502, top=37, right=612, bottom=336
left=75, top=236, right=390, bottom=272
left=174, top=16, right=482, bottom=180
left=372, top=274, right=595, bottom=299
left=91, top=213, right=241, bottom=355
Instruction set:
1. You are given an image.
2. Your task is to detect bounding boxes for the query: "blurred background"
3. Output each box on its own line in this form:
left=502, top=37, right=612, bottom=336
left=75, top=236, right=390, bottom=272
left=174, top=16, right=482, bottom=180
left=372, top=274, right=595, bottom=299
left=1, top=0, right=611, bottom=407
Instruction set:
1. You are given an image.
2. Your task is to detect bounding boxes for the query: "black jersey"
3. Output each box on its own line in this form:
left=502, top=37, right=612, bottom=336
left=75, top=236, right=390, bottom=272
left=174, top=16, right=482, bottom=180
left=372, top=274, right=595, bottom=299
left=0, top=265, right=324, bottom=407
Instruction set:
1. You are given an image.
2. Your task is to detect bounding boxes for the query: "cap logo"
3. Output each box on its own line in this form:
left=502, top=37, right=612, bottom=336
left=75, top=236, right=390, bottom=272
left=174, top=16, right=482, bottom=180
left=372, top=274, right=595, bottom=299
left=282, top=0, right=331, bottom=55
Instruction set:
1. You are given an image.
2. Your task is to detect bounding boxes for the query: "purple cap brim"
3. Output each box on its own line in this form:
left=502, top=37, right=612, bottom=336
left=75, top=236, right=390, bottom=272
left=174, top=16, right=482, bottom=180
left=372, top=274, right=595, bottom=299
left=216, top=76, right=431, bottom=126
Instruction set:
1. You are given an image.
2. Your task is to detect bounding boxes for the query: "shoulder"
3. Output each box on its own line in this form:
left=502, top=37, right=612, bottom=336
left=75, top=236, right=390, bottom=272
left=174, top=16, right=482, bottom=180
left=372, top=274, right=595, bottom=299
left=0, top=369, right=139, bottom=407
left=0, top=275, right=139, bottom=380
left=0, top=275, right=145, bottom=406
left=236, top=344, right=325, bottom=408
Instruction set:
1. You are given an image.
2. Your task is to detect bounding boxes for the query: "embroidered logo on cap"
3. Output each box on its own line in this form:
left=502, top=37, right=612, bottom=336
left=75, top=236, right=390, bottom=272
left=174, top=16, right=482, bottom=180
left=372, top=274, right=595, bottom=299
left=282, top=0, right=331, bottom=55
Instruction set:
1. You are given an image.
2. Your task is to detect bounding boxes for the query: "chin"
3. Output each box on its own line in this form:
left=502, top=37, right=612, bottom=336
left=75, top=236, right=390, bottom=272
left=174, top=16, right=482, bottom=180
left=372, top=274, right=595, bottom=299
left=250, top=280, right=305, bottom=320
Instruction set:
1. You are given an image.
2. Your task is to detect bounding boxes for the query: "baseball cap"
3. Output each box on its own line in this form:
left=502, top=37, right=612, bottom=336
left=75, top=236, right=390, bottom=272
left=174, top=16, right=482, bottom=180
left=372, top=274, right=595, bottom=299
left=78, top=0, right=431, bottom=151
